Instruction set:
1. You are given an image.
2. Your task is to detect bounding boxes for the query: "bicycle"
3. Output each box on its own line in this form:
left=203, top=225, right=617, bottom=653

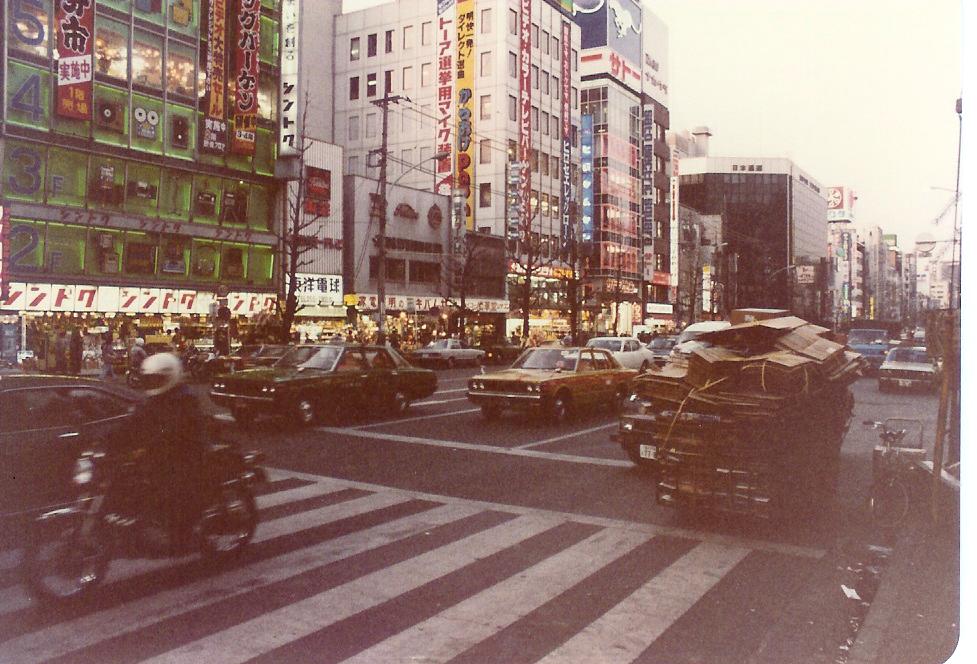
left=863, top=418, right=927, bottom=528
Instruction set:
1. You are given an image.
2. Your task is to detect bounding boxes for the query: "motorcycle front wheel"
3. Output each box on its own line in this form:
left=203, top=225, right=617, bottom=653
left=199, top=485, right=257, bottom=558
left=24, top=512, right=111, bottom=603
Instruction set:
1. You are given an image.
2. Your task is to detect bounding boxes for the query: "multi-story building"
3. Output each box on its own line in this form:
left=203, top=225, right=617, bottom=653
left=902, top=251, right=917, bottom=327
left=825, top=186, right=858, bottom=327
left=1, top=0, right=285, bottom=364
left=677, top=156, right=829, bottom=322
left=329, top=0, right=580, bottom=340
left=576, top=0, right=671, bottom=334
left=859, top=226, right=889, bottom=321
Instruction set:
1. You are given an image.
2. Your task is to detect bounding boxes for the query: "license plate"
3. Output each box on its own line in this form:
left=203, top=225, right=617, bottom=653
left=898, top=379, right=912, bottom=387
left=639, top=444, right=657, bottom=460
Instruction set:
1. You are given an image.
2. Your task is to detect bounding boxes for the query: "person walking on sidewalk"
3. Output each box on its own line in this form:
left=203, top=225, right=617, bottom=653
left=101, top=333, right=116, bottom=379
left=69, top=328, right=83, bottom=375
left=53, top=330, right=68, bottom=374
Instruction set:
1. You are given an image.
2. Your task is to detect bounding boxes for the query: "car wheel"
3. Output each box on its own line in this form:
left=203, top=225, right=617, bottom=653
left=294, top=396, right=316, bottom=426
left=480, top=404, right=501, bottom=420
left=548, top=392, right=571, bottom=425
left=446, top=357, right=456, bottom=370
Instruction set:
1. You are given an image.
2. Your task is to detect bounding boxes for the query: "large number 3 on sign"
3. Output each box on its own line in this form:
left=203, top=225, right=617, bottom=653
left=6, top=147, right=43, bottom=195
left=11, top=0, right=46, bottom=46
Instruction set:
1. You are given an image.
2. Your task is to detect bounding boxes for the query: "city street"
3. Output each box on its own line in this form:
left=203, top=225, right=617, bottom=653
left=0, top=368, right=947, bottom=664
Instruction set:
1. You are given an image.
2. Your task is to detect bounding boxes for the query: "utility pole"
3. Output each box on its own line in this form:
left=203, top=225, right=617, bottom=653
left=371, top=94, right=407, bottom=343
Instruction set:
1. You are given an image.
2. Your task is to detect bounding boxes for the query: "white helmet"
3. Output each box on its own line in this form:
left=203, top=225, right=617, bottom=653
left=135, top=337, right=146, bottom=347
left=140, top=352, right=183, bottom=395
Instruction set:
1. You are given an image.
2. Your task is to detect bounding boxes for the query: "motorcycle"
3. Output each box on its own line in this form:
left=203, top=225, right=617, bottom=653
left=183, top=347, right=221, bottom=381
left=23, top=439, right=266, bottom=603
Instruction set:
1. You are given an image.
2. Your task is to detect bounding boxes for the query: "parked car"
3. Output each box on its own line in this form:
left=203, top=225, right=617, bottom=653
left=408, top=339, right=485, bottom=368
left=466, top=346, right=638, bottom=423
left=878, top=346, right=939, bottom=392
left=210, top=344, right=437, bottom=426
left=478, top=339, right=525, bottom=366
left=0, top=375, right=140, bottom=541
left=670, top=321, right=732, bottom=361
left=847, top=328, right=891, bottom=375
left=646, top=336, right=677, bottom=366
left=585, top=336, right=657, bottom=371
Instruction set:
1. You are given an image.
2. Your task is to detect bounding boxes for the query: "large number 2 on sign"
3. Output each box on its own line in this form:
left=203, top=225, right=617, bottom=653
left=11, top=0, right=46, bottom=46
left=10, top=74, right=44, bottom=122
left=6, top=147, right=43, bottom=195
left=8, top=225, right=40, bottom=271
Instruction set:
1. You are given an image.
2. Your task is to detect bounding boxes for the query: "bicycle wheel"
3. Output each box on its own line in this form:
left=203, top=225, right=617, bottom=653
left=870, top=477, right=910, bottom=528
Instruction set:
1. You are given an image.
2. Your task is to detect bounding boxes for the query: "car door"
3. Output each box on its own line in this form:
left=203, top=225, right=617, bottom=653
left=361, top=347, right=398, bottom=407
left=573, top=350, right=601, bottom=407
left=331, top=348, right=370, bottom=411
left=591, top=350, right=620, bottom=404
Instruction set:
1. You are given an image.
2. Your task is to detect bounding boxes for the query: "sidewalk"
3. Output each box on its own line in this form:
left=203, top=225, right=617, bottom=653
left=847, top=506, right=960, bottom=664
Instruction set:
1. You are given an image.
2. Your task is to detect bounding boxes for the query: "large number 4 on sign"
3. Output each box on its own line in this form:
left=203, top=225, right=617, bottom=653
left=10, top=74, right=44, bottom=122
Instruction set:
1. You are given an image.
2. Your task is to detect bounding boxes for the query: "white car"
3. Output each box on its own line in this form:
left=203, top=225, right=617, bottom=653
left=878, top=346, right=938, bottom=392
left=670, top=320, right=732, bottom=361
left=586, top=336, right=657, bottom=372
left=409, top=339, right=485, bottom=368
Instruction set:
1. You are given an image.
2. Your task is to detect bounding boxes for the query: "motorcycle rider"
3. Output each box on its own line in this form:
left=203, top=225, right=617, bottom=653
left=129, top=337, right=148, bottom=374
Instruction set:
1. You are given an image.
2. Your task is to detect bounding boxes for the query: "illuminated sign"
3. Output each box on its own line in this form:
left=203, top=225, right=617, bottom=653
left=580, top=114, right=594, bottom=242
left=560, top=20, right=573, bottom=258
left=455, top=0, right=476, bottom=231
left=230, top=0, right=261, bottom=155
left=201, top=0, right=228, bottom=153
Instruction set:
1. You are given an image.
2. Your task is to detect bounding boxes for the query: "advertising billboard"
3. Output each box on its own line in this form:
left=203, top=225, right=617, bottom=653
left=279, top=0, right=300, bottom=156
left=640, top=106, right=655, bottom=237
left=435, top=8, right=455, bottom=195
left=55, top=0, right=95, bottom=120
left=230, top=0, right=261, bottom=156
left=201, top=0, right=229, bottom=154
left=580, top=114, right=595, bottom=242
left=641, top=8, right=669, bottom=106
left=560, top=20, right=573, bottom=258
left=574, top=0, right=642, bottom=71
left=826, top=186, right=856, bottom=222
left=455, top=0, right=476, bottom=231
left=518, top=0, right=532, bottom=233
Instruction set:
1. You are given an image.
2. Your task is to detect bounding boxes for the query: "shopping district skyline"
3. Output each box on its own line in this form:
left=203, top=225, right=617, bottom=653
left=0, top=0, right=959, bottom=355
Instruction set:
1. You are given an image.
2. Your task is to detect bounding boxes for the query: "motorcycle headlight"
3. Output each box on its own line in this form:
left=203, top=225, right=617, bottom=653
left=73, top=456, right=94, bottom=485
left=621, top=419, right=635, bottom=432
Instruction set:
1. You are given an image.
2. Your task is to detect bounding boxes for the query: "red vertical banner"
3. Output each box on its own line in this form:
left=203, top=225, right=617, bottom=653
left=55, top=0, right=95, bottom=120
left=231, top=0, right=260, bottom=155
left=518, top=0, right=532, bottom=234
left=201, top=0, right=228, bottom=153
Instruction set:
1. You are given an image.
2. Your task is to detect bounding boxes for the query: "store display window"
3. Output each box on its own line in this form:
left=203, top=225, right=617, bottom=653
left=254, top=127, right=276, bottom=175
left=95, top=17, right=129, bottom=82
left=258, top=76, right=276, bottom=122
left=5, top=61, right=51, bottom=130
left=46, top=148, right=89, bottom=208
left=191, top=175, right=222, bottom=224
left=44, top=223, right=87, bottom=275
left=130, top=94, right=165, bottom=153
left=159, top=169, right=193, bottom=221
left=159, top=235, right=190, bottom=277
left=93, top=84, right=129, bottom=146
left=166, top=40, right=196, bottom=99
left=167, top=0, right=199, bottom=36
left=87, top=155, right=127, bottom=211
left=259, top=16, right=279, bottom=65
left=7, top=0, right=50, bottom=58
left=221, top=243, right=249, bottom=281
left=1, top=140, right=46, bottom=203
left=124, top=231, right=158, bottom=275
left=220, top=182, right=250, bottom=226
left=248, top=245, right=274, bottom=285
left=87, top=228, right=124, bottom=276
left=132, top=30, right=164, bottom=89
left=191, top=239, right=221, bottom=280
left=126, top=163, right=161, bottom=217
left=248, top=185, right=271, bottom=230
left=165, top=103, right=195, bottom=159
left=133, top=0, right=165, bottom=26
left=6, top=219, right=46, bottom=273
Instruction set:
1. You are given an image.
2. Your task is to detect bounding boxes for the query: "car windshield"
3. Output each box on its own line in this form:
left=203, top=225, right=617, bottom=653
left=649, top=338, right=675, bottom=350
left=275, top=346, right=341, bottom=370
left=428, top=340, right=450, bottom=349
left=255, top=345, right=285, bottom=357
left=512, top=348, right=580, bottom=370
left=886, top=348, right=929, bottom=364
left=849, top=329, right=888, bottom=344
left=587, top=339, right=622, bottom=351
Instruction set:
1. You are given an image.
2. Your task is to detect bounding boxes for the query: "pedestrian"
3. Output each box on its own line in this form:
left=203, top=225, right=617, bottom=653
left=562, top=333, right=573, bottom=346
left=101, top=333, right=116, bottom=379
left=69, top=328, right=84, bottom=375
left=130, top=337, right=148, bottom=374
left=54, top=330, right=68, bottom=374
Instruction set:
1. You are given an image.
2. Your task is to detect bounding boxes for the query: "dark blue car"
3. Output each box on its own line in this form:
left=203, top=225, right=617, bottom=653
left=848, top=328, right=890, bottom=375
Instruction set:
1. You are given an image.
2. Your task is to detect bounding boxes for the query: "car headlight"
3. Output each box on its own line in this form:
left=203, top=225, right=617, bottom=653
left=213, top=382, right=224, bottom=390
left=261, top=386, right=276, bottom=393
left=73, top=456, right=94, bottom=485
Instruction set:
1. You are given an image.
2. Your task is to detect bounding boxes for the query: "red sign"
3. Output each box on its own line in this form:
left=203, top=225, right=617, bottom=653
left=202, top=0, right=228, bottom=153
left=231, top=0, right=261, bottom=155
left=0, top=203, right=9, bottom=301
left=303, top=167, right=331, bottom=217
left=55, top=0, right=95, bottom=120
left=518, top=0, right=532, bottom=233
left=434, top=14, right=454, bottom=195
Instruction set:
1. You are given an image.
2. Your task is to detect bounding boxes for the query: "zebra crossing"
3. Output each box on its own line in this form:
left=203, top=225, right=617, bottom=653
left=0, top=468, right=827, bottom=664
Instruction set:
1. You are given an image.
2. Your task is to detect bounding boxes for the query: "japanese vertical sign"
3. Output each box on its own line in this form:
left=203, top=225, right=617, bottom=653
left=279, top=0, right=299, bottom=156
left=434, top=2, right=455, bottom=195
left=560, top=21, right=572, bottom=258
left=455, top=0, right=475, bottom=231
left=231, top=0, right=261, bottom=155
left=580, top=114, right=594, bottom=242
left=201, top=0, right=228, bottom=153
left=669, top=145, right=680, bottom=292
left=640, top=105, right=654, bottom=237
left=55, top=0, right=95, bottom=120
left=0, top=203, right=9, bottom=301
left=518, top=0, right=532, bottom=236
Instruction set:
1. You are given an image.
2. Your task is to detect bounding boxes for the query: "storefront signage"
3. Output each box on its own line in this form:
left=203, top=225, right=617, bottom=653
left=646, top=302, right=673, bottom=315
left=640, top=105, right=655, bottom=238
left=279, top=0, right=299, bottom=155
left=669, top=145, right=679, bottom=291
left=434, top=7, right=454, bottom=195
left=580, top=114, right=594, bottom=241
left=230, top=0, right=261, bottom=155
left=393, top=203, right=419, bottom=221
left=427, top=205, right=443, bottom=229
left=0, top=203, right=9, bottom=301
left=508, top=261, right=572, bottom=280
left=201, top=0, right=228, bottom=154
left=291, top=272, right=342, bottom=307
left=559, top=20, right=572, bottom=259
left=55, top=0, right=95, bottom=120
left=303, top=166, right=331, bottom=217
left=355, top=293, right=508, bottom=314
left=455, top=0, right=476, bottom=231
left=518, top=0, right=532, bottom=233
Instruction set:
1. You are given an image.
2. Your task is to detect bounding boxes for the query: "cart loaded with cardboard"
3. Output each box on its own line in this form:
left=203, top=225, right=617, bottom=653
left=615, top=316, right=864, bottom=519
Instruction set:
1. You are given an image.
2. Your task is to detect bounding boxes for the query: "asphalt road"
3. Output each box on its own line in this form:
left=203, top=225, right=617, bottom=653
left=0, top=369, right=944, bottom=663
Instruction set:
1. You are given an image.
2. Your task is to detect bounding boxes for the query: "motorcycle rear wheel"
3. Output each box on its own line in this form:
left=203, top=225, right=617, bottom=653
left=24, top=512, right=111, bottom=604
left=200, top=485, right=257, bottom=558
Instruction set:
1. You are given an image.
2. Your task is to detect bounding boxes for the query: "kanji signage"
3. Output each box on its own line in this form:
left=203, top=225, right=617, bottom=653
left=559, top=20, right=572, bottom=258
left=279, top=0, right=299, bottom=156
left=455, top=0, right=475, bottom=231
left=518, top=0, right=532, bottom=233
left=56, top=0, right=95, bottom=120
left=303, top=167, right=331, bottom=217
left=292, top=272, right=342, bottom=307
left=434, top=2, right=455, bottom=195
left=231, top=0, right=261, bottom=155
left=201, top=0, right=228, bottom=154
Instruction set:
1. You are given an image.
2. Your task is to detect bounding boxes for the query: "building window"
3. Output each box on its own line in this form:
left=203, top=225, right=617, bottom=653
left=508, top=52, right=517, bottom=78
left=572, top=86, right=578, bottom=109
left=384, top=69, right=393, bottom=94
left=403, top=24, right=413, bottom=48
left=133, top=31, right=163, bottom=89
left=402, top=65, right=414, bottom=89
left=480, top=51, right=492, bottom=77
left=367, top=33, right=377, bottom=57
left=508, top=8, right=517, bottom=35
left=532, top=23, right=539, bottom=48
left=480, top=138, right=492, bottom=164
left=366, top=73, right=377, bottom=97
left=385, top=29, right=393, bottom=53
left=347, top=155, right=360, bottom=175
left=481, top=8, right=492, bottom=33
left=366, top=112, right=377, bottom=137
left=479, top=182, right=492, bottom=208
left=532, top=65, right=539, bottom=89
left=421, top=21, right=432, bottom=45
left=552, top=116, right=559, bottom=138
left=350, top=37, right=360, bottom=61
left=95, top=17, right=129, bottom=81
left=542, top=73, right=549, bottom=95
left=348, top=115, right=360, bottom=140
left=508, top=95, right=517, bottom=122
left=421, top=62, right=432, bottom=86
left=542, top=111, right=549, bottom=136
left=542, top=30, right=549, bottom=55
left=166, top=41, right=195, bottom=97
left=541, top=153, right=550, bottom=175
left=551, top=155, right=559, bottom=178
left=552, top=35, right=559, bottom=56
left=572, top=48, right=578, bottom=71
left=553, top=75, right=559, bottom=99
left=532, top=106, right=539, bottom=130
left=349, top=76, right=360, bottom=100
left=480, top=95, right=491, bottom=120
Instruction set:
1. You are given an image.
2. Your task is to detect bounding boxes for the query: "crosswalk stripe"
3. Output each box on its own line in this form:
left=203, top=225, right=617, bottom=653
left=0, top=502, right=485, bottom=664
left=534, top=542, right=752, bottom=663
left=143, top=514, right=566, bottom=664
left=341, top=526, right=656, bottom=664
left=255, top=475, right=360, bottom=509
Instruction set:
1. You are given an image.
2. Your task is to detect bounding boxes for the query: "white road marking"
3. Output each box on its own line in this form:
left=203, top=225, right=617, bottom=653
left=535, top=542, right=752, bottom=664
left=433, top=387, right=469, bottom=395
left=351, top=408, right=481, bottom=429
left=413, top=397, right=469, bottom=406
left=515, top=423, right=618, bottom=449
